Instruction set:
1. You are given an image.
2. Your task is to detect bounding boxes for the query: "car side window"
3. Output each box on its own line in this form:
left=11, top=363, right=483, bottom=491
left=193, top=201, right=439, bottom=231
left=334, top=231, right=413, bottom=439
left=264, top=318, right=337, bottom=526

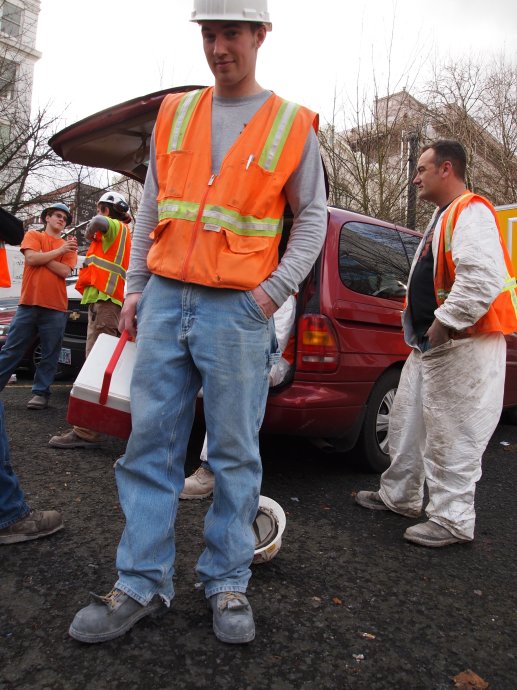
left=399, top=231, right=422, bottom=265
left=338, top=221, right=411, bottom=300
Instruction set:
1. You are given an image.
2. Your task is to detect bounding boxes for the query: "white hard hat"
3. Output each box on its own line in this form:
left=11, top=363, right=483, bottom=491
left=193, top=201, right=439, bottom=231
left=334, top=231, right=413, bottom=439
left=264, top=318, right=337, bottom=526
left=97, top=191, right=130, bottom=215
left=252, top=495, right=286, bottom=564
left=191, top=0, right=272, bottom=30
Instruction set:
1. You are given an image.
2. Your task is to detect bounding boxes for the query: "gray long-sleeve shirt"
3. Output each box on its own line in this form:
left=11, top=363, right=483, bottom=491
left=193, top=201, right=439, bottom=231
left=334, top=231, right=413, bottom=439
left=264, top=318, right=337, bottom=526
left=126, top=90, right=328, bottom=307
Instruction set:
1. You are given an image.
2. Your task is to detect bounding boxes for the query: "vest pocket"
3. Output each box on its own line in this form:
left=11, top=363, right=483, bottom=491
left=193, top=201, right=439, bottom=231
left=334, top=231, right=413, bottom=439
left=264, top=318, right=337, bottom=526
left=222, top=229, right=271, bottom=254
left=157, top=150, right=193, bottom=198
left=224, top=161, right=285, bottom=217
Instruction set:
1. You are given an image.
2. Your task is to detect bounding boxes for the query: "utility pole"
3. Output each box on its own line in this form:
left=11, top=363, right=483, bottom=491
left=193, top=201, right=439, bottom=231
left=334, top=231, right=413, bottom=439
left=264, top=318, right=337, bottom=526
left=406, top=132, right=419, bottom=229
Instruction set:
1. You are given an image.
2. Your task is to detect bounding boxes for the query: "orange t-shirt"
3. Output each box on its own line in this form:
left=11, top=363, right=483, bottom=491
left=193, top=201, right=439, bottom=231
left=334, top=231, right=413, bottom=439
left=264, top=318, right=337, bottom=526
left=20, top=230, right=77, bottom=312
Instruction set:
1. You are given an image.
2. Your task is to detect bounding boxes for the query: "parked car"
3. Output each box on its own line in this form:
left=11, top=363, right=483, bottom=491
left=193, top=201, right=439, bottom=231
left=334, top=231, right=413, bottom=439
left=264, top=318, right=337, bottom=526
left=48, top=88, right=517, bottom=471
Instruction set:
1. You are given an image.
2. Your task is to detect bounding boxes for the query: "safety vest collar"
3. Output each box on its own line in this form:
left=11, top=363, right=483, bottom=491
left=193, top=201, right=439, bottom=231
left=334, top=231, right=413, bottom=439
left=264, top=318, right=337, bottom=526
left=166, top=87, right=301, bottom=173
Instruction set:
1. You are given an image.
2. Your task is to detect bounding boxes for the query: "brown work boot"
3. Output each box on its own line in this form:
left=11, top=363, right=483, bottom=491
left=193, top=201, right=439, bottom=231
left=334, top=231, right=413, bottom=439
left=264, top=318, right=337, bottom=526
left=0, top=510, right=63, bottom=544
left=180, top=466, right=214, bottom=500
left=27, top=395, right=48, bottom=410
left=49, top=429, right=101, bottom=449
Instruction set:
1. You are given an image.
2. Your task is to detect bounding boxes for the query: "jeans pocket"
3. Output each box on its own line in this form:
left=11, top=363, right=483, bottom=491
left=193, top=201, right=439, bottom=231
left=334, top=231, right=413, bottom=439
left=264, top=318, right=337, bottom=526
left=243, top=290, right=269, bottom=323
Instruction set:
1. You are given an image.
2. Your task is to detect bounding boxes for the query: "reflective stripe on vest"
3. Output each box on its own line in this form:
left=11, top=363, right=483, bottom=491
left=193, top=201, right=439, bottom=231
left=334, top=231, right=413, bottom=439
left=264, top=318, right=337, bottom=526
left=157, top=200, right=283, bottom=237
left=168, top=89, right=204, bottom=153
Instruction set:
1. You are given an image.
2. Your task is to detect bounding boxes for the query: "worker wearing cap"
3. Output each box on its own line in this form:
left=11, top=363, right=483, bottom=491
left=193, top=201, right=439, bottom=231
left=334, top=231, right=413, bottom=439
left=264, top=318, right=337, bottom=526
left=0, top=203, right=77, bottom=409
left=69, top=0, right=327, bottom=645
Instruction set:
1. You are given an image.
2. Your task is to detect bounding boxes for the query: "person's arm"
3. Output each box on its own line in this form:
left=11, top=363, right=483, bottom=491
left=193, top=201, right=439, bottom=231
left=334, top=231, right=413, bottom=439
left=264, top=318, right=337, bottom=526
left=85, top=215, right=110, bottom=241
left=119, top=131, right=159, bottom=336
left=23, top=236, right=77, bottom=268
left=433, top=202, right=506, bottom=333
left=125, top=131, right=158, bottom=296
left=256, top=129, right=328, bottom=314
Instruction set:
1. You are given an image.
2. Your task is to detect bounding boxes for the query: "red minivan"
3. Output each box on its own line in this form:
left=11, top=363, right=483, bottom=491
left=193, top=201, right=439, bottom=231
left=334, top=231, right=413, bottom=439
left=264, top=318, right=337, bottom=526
left=49, top=87, right=517, bottom=472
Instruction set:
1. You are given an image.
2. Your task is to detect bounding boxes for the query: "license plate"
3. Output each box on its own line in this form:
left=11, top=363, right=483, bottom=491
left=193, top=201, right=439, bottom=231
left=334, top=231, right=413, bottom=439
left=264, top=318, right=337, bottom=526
left=59, top=347, right=72, bottom=365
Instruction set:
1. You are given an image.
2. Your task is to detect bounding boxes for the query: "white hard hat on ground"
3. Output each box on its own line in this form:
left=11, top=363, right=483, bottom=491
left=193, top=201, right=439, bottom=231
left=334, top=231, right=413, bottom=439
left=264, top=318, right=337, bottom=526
left=191, top=0, right=272, bottom=30
left=253, top=495, right=286, bottom=564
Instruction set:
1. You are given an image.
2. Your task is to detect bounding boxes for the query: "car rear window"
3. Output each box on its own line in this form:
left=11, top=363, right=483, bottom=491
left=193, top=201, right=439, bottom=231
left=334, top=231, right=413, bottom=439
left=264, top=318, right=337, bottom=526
left=338, top=221, right=413, bottom=300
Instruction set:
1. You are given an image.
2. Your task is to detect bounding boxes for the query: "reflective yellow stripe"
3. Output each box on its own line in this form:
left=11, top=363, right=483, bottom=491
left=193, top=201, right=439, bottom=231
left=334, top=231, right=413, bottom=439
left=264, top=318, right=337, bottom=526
left=259, top=100, right=300, bottom=171
left=503, top=273, right=517, bottom=317
left=83, top=255, right=126, bottom=279
left=158, top=200, right=282, bottom=237
left=443, top=194, right=470, bottom=253
left=168, top=90, right=204, bottom=153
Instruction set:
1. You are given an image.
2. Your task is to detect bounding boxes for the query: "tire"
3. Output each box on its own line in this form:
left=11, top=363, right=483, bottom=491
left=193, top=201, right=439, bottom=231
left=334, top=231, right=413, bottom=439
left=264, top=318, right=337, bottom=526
left=31, top=342, right=64, bottom=379
left=358, top=368, right=401, bottom=473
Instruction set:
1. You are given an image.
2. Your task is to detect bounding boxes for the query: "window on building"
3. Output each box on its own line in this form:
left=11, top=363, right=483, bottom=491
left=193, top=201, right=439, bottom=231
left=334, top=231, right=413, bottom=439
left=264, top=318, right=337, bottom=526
left=0, top=2, right=22, bottom=38
left=338, top=221, right=412, bottom=301
left=0, top=59, right=17, bottom=99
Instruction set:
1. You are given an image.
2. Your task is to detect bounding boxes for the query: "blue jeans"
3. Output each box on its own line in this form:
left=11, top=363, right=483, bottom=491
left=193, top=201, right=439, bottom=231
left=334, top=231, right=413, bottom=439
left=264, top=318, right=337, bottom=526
left=0, top=306, right=67, bottom=397
left=0, top=402, right=30, bottom=529
left=115, top=276, right=279, bottom=604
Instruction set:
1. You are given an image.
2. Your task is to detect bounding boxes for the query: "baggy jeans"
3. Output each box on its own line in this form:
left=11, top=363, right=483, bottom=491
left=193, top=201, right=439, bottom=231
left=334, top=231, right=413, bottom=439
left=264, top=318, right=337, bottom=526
left=0, top=305, right=67, bottom=397
left=115, top=276, right=279, bottom=604
left=379, top=333, right=506, bottom=540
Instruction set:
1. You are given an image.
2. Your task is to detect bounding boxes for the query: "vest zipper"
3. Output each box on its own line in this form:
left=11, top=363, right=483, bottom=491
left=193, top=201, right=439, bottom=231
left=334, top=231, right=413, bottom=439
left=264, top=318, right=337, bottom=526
left=180, top=174, right=216, bottom=282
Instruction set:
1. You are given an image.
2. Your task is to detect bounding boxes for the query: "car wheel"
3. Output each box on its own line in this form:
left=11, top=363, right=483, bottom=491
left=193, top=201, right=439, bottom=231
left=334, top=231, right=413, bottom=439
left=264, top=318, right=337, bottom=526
left=32, top=343, right=64, bottom=378
left=358, top=368, right=401, bottom=473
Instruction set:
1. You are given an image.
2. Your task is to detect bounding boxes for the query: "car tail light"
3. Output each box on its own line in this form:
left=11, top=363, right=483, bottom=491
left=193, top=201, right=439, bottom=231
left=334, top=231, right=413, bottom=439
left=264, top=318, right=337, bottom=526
left=296, top=314, right=339, bottom=372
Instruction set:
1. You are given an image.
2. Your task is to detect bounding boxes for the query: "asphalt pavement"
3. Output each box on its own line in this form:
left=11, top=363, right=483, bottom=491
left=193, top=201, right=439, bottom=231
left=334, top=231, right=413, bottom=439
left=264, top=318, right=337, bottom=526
left=1, top=378, right=516, bottom=690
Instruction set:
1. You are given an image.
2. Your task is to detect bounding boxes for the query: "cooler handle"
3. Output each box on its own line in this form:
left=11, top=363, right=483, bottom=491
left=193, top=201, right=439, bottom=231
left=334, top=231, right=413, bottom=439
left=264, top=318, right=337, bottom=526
left=99, top=330, right=130, bottom=406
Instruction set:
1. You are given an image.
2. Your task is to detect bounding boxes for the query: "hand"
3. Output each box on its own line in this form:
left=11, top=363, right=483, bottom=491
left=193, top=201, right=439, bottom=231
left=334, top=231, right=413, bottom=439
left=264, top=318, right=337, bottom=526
left=251, top=285, right=278, bottom=319
left=425, top=318, right=450, bottom=348
left=119, top=292, right=141, bottom=338
left=61, top=237, right=78, bottom=253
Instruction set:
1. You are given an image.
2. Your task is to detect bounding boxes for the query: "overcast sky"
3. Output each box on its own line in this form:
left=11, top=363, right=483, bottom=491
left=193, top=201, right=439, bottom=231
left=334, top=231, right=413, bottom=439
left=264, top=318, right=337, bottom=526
left=32, top=0, right=517, bottom=130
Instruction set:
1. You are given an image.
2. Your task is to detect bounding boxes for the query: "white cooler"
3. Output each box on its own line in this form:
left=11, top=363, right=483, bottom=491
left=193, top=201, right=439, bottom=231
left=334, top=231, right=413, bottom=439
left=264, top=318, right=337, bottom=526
left=67, top=331, right=135, bottom=439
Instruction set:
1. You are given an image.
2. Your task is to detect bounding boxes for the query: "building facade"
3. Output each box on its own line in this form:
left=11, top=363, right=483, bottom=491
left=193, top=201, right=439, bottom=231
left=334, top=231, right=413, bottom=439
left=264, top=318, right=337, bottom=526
left=0, top=0, right=41, bottom=204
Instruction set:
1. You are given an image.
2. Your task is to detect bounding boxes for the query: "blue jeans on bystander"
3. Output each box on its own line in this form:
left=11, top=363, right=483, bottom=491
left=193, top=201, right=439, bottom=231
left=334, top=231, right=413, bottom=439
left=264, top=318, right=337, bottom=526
left=0, top=305, right=67, bottom=397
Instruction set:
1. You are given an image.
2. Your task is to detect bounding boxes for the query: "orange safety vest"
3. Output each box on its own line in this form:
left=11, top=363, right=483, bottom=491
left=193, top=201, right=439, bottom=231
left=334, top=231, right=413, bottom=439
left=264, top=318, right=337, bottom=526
left=148, top=87, right=318, bottom=290
left=435, top=191, right=517, bottom=335
left=0, top=244, right=10, bottom=288
left=76, top=221, right=131, bottom=303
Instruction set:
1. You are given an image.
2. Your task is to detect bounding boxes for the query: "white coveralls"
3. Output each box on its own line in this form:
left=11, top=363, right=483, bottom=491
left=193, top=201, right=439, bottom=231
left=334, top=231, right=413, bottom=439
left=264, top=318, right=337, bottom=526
left=378, top=201, right=508, bottom=540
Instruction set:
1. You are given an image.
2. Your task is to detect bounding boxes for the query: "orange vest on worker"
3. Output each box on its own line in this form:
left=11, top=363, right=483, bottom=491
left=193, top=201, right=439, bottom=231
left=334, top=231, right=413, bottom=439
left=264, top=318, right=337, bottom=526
left=435, top=191, right=517, bottom=335
left=148, top=87, right=318, bottom=290
left=0, top=244, right=10, bottom=288
left=76, top=221, right=131, bottom=303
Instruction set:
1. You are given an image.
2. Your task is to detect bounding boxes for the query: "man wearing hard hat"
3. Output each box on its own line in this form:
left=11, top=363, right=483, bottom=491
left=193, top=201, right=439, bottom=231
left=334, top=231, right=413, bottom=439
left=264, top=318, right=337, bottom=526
left=69, top=0, right=327, bottom=645
left=0, top=203, right=77, bottom=409
left=0, top=208, right=63, bottom=544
